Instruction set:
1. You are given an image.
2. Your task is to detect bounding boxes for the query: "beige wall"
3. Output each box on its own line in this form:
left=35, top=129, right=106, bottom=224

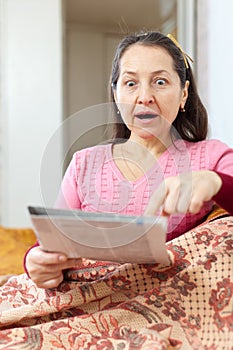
left=64, top=24, right=123, bottom=164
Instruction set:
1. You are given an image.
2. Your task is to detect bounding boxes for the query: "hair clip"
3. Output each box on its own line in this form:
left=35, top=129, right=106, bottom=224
left=136, top=31, right=148, bottom=37
left=167, top=33, right=193, bottom=69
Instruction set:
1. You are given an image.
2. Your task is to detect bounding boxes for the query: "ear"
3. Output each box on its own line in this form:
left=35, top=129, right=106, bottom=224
left=180, top=80, right=189, bottom=109
left=113, top=89, right=118, bottom=103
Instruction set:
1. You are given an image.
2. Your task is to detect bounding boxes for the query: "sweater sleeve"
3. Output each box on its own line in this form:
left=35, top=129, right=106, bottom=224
left=213, top=171, right=233, bottom=215
left=23, top=241, right=39, bottom=277
left=209, top=139, right=233, bottom=175
left=54, top=153, right=81, bottom=209
left=208, top=140, right=233, bottom=215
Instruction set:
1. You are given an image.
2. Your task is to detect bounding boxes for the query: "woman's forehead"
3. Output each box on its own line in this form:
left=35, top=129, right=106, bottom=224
left=119, top=44, right=174, bottom=72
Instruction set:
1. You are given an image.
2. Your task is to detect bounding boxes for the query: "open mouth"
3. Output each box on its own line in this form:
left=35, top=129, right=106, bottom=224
left=136, top=113, right=157, bottom=120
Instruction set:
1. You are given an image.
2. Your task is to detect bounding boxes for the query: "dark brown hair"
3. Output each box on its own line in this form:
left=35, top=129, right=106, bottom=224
left=109, top=31, right=208, bottom=142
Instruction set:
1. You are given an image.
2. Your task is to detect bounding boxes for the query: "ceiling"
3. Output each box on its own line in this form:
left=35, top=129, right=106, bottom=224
left=65, top=0, right=176, bottom=32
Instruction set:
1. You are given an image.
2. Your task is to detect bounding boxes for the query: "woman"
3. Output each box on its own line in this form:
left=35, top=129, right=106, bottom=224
left=0, top=31, right=232, bottom=350
left=25, top=31, right=233, bottom=289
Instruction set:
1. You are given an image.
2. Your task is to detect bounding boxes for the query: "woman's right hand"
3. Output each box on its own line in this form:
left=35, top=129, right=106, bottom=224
left=25, top=246, right=82, bottom=289
left=145, top=170, right=222, bottom=216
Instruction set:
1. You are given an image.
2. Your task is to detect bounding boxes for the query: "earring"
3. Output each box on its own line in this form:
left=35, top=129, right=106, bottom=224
left=117, top=110, right=120, bottom=115
left=180, top=106, right=186, bottom=112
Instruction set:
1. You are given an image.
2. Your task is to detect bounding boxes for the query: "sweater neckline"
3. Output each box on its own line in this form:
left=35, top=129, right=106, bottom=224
left=106, top=141, right=187, bottom=185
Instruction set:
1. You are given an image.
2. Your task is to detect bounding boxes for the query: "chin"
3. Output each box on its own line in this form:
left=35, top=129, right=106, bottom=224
left=131, top=126, right=159, bottom=139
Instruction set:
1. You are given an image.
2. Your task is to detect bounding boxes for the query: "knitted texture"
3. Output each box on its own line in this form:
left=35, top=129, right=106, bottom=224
left=56, top=139, right=233, bottom=241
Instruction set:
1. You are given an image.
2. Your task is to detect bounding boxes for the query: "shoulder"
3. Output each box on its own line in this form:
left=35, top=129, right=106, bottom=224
left=180, top=139, right=233, bottom=171
left=73, top=143, right=111, bottom=156
left=71, top=144, right=112, bottom=165
left=179, top=139, right=232, bottom=154
left=198, top=139, right=233, bottom=159
left=202, top=139, right=232, bottom=151
left=64, top=144, right=112, bottom=179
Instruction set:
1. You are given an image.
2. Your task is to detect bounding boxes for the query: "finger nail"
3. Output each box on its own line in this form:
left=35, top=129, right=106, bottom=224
left=58, top=255, right=66, bottom=262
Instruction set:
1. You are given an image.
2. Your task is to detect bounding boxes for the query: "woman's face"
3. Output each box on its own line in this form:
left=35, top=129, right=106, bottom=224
left=114, top=44, right=189, bottom=141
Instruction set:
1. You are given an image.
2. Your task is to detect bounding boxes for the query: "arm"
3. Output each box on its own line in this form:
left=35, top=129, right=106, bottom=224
left=145, top=141, right=233, bottom=217
left=212, top=171, right=233, bottom=215
left=54, top=153, right=81, bottom=209
left=23, top=241, right=39, bottom=276
left=209, top=141, right=233, bottom=215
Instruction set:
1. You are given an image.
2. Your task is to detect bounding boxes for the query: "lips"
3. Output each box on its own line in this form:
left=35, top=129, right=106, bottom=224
left=136, top=113, right=157, bottom=120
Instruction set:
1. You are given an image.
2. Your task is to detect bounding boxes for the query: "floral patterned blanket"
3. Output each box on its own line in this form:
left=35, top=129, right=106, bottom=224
left=0, top=216, right=232, bottom=349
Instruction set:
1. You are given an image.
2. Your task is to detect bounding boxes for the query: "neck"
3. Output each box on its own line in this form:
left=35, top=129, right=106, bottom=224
left=127, top=133, right=173, bottom=159
left=113, top=134, right=174, bottom=182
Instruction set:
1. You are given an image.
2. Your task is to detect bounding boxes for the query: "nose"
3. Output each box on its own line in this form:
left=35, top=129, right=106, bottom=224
left=137, top=85, right=155, bottom=105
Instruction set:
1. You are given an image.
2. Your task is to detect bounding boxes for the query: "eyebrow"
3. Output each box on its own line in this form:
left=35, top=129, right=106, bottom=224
left=121, top=69, right=170, bottom=76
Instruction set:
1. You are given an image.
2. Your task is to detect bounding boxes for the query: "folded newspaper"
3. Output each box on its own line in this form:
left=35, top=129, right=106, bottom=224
left=28, top=206, right=169, bottom=264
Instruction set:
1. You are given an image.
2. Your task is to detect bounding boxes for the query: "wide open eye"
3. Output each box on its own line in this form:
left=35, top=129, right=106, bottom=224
left=126, top=81, right=136, bottom=87
left=156, top=78, right=166, bottom=86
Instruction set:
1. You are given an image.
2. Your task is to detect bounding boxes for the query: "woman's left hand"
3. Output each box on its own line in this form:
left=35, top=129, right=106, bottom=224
left=145, top=170, right=222, bottom=216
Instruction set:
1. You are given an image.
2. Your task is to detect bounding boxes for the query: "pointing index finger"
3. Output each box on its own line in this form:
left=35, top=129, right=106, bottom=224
left=144, top=182, right=167, bottom=216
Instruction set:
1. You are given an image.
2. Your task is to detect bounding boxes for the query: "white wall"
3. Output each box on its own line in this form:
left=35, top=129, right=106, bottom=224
left=0, top=0, right=64, bottom=226
left=208, top=0, right=233, bottom=147
left=179, top=0, right=233, bottom=148
left=177, top=0, right=196, bottom=64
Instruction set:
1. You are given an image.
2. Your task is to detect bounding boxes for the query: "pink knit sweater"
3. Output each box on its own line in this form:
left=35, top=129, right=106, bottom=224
left=56, top=139, right=233, bottom=241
